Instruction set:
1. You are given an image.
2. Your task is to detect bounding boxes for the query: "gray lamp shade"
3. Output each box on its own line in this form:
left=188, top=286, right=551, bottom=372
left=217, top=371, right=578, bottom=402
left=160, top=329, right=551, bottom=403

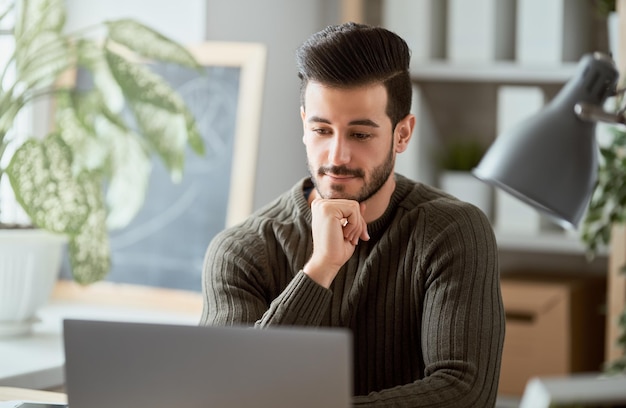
left=473, top=53, right=619, bottom=229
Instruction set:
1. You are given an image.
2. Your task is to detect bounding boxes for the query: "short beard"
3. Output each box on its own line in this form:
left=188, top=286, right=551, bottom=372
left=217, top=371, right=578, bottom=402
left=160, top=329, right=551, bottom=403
left=308, top=141, right=395, bottom=203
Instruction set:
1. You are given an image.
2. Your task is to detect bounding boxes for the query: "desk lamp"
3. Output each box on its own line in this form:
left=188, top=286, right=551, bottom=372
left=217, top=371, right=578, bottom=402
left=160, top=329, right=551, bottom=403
left=472, top=52, right=620, bottom=229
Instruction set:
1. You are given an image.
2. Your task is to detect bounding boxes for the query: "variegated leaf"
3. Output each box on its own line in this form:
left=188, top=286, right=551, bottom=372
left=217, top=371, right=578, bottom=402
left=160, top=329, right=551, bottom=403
left=105, top=49, right=184, bottom=112
left=68, top=171, right=110, bottom=285
left=184, top=109, right=204, bottom=156
left=77, top=40, right=125, bottom=114
left=56, top=93, right=111, bottom=174
left=15, top=31, right=71, bottom=88
left=93, top=114, right=152, bottom=230
left=5, top=133, right=89, bottom=233
left=130, top=100, right=186, bottom=182
left=14, top=0, right=65, bottom=42
left=105, top=19, right=201, bottom=70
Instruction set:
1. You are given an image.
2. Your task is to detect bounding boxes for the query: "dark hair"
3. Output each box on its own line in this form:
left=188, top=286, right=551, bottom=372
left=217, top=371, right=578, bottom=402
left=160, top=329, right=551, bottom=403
left=296, top=22, right=412, bottom=128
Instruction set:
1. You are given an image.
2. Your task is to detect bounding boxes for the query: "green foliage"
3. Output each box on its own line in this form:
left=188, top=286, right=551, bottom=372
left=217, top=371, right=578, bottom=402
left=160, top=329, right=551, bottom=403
left=581, top=126, right=626, bottom=257
left=596, top=0, right=617, bottom=16
left=440, top=140, right=486, bottom=172
left=581, top=92, right=626, bottom=375
left=0, top=0, right=204, bottom=284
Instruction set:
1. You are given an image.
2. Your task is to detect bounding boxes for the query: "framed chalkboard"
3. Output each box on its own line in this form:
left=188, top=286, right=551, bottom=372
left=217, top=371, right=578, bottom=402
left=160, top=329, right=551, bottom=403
left=104, top=42, right=267, bottom=291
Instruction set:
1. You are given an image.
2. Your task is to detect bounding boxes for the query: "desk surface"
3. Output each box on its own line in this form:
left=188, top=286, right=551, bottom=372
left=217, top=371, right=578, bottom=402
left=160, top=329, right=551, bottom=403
left=0, top=387, right=66, bottom=403
left=0, top=280, right=202, bottom=390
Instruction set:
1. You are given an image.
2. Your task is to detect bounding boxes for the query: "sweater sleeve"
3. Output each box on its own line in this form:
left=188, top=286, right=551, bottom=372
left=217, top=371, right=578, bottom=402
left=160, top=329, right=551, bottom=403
left=200, top=226, right=332, bottom=327
left=352, top=203, right=505, bottom=407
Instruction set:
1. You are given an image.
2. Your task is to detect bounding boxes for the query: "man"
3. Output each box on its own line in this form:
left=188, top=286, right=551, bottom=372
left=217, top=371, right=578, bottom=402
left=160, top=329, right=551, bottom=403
left=201, top=22, right=505, bottom=407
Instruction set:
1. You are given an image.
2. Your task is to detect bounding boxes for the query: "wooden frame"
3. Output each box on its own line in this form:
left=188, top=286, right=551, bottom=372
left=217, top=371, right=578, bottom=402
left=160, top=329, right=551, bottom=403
left=607, top=0, right=626, bottom=364
left=186, top=42, right=266, bottom=227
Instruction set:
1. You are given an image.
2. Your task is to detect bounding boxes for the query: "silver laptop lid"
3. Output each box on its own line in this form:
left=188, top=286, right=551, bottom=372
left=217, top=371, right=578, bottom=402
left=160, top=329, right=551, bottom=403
left=63, top=319, right=352, bottom=408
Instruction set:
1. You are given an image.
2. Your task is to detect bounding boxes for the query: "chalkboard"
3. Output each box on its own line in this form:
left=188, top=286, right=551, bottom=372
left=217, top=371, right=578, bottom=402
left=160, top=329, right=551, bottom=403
left=62, top=42, right=266, bottom=292
left=107, top=64, right=239, bottom=290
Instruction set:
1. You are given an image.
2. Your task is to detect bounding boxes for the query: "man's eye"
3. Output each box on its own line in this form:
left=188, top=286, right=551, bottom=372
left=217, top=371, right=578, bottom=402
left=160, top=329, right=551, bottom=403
left=353, top=132, right=371, bottom=140
left=313, top=128, right=331, bottom=135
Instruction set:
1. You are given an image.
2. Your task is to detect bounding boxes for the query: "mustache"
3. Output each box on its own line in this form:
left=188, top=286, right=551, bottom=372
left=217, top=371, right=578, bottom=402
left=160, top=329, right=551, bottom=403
left=318, top=165, right=365, bottom=178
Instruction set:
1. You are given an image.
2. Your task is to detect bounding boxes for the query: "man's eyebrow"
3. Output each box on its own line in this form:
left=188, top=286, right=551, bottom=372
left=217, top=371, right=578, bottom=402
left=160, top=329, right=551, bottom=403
left=307, top=116, right=331, bottom=124
left=348, top=119, right=380, bottom=128
left=307, top=116, right=380, bottom=128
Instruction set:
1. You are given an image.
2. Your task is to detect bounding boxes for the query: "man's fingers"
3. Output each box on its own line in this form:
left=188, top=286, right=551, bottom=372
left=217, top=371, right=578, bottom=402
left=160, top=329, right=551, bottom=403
left=342, top=219, right=368, bottom=245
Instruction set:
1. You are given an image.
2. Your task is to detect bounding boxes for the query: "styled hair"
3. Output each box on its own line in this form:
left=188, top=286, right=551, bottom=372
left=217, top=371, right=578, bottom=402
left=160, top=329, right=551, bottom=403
left=296, top=22, right=412, bottom=128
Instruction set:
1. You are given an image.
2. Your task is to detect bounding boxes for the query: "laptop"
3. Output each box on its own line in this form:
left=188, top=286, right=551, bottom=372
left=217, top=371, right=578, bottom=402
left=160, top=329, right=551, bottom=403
left=62, top=319, right=352, bottom=408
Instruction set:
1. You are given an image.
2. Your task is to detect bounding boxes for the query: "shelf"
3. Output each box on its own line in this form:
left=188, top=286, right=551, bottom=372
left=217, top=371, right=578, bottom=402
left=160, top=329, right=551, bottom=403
left=495, top=230, right=608, bottom=256
left=410, top=60, right=579, bottom=84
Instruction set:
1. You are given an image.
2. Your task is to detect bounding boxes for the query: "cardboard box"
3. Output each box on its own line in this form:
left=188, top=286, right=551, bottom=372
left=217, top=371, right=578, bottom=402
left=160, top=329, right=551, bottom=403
left=499, top=272, right=606, bottom=396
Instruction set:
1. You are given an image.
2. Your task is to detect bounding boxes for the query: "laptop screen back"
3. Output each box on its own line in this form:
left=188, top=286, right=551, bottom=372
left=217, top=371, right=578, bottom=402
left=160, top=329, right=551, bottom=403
left=63, top=319, right=352, bottom=408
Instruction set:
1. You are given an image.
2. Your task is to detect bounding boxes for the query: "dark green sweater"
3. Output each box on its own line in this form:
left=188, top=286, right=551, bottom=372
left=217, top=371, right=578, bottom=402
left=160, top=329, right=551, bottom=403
left=201, top=174, right=505, bottom=407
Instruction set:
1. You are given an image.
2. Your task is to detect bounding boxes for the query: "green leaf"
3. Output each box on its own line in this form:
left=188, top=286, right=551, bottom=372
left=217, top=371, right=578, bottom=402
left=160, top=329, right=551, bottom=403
left=98, top=114, right=152, bottom=230
left=14, top=0, right=65, bottom=56
left=76, top=40, right=125, bottom=114
left=68, top=171, right=110, bottom=285
left=104, top=48, right=205, bottom=160
left=105, top=48, right=185, bottom=112
left=105, top=19, right=201, bottom=70
left=56, top=92, right=112, bottom=173
left=14, top=0, right=65, bottom=42
left=130, top=100, right=186, bottom=181
left=184, top=109, right=205, bottom=156
left=0, top=1, right=14, bottom=25
left=5, top=133, right=90, bottom=233
left=15, top=31, right=71, bottom=89
left=0, top=93, right=24, bottom=134
left=440, top=140, right=486, bottom=171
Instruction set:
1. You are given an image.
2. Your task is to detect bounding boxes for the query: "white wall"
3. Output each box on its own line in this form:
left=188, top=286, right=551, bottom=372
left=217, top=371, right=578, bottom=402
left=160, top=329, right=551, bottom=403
left=65, top=0, right=207, bottom=43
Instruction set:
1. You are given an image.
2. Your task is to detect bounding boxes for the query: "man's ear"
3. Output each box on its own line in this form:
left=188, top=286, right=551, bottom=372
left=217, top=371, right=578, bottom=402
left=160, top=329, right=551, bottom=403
left=395, top=114, right=415, bottom=153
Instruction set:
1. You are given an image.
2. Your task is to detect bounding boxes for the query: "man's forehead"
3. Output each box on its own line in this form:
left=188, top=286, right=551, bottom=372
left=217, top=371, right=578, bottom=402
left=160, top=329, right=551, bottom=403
left=303, top=81, right=388, bottom=107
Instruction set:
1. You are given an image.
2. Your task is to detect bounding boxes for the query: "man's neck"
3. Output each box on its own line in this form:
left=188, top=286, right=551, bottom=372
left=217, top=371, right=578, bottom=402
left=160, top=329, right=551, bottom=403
left=361, top=175, right=396, bottom=223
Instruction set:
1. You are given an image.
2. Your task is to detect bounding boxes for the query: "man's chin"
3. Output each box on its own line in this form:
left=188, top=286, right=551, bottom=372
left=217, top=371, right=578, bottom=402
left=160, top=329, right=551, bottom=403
left=312, top=176, right=363, bottom=200
left=320, top=187, right=359, bottom=201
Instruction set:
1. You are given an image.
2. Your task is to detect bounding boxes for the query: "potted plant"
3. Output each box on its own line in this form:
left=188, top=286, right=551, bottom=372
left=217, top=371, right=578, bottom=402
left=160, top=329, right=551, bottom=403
left=438, top=139, right=492, bottom=220
left=596, top=0, right=619, bottom=60
left=565, top=0, right=626, bottom=376
left=0, top=0, right=204, bottom=334
left=581, top=135, right=626, bottom=374
left=597, top=0, right=616, bottom=15
left=581, top=89, right=626, bottom=374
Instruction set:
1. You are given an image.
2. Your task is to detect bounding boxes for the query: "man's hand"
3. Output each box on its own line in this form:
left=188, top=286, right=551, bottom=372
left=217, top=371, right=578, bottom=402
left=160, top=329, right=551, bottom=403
left=303, top=198, right=370, bottom=288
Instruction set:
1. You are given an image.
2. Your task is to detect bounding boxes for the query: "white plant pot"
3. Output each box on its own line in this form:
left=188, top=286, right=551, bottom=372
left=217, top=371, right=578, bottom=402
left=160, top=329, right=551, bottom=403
left=0, top=229, right=67, bottom=337
left=440, top=171, right=493, bottom=220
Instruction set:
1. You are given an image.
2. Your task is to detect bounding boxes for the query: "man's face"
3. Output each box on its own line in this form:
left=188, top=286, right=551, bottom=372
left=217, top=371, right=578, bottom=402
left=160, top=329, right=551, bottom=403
left=301, top=81, right=396, bottom=203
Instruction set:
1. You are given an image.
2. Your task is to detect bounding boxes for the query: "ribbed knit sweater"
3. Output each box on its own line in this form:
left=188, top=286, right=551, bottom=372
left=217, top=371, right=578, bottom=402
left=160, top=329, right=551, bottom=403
left=201, top=174, right=505, bottom=407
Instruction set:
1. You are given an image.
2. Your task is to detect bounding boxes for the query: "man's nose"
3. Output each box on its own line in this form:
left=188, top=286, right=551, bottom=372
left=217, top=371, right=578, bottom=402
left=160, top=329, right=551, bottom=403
left=328, top=136, right=350, bottom=165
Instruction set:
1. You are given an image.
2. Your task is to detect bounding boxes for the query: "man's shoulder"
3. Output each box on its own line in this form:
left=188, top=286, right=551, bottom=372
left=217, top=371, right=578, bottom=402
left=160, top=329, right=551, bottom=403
left=222, top=178, right=308, bottom=234
left=395, top=174, right=455, bottom=209
left=395, top=174, right=491, bottom=227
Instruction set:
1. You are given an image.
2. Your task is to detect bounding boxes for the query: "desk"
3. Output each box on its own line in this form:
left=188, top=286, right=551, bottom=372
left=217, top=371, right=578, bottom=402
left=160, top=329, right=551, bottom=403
left=0, top=281, right=202, bottom=390
left=0, top=387, right=66, bottom=403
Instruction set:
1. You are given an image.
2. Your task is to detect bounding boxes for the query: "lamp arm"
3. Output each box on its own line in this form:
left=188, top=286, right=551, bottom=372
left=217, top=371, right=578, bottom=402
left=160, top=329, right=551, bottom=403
left=575, top=102, right=626, bottom=126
